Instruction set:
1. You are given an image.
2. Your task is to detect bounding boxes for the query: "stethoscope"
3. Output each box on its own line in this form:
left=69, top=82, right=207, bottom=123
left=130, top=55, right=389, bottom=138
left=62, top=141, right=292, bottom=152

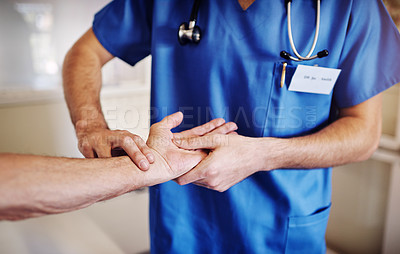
left=177, top=0, right=201, bottom=45
left=178, top=0, right=329, bottom=62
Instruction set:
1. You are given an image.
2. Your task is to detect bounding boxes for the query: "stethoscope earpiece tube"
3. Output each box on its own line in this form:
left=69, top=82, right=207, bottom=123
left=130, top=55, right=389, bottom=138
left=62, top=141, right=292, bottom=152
left=178, top=0, right=202, bottom=45
left=281, top=49, right=329, bottom=62
left=280, top=51, right=292, bottom=61
left=317, top=49, right=329, bottom=58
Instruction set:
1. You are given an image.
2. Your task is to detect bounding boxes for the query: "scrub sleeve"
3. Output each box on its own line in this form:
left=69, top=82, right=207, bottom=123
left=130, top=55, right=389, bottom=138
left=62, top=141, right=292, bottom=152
left=334, top=0, right=400, bottom=107
left=92, top=0, right=152, bottom=66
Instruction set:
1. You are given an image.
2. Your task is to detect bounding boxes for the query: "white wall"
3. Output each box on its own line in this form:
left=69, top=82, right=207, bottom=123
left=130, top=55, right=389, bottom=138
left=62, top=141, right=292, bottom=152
left=0, top=88, right=152, bottom=254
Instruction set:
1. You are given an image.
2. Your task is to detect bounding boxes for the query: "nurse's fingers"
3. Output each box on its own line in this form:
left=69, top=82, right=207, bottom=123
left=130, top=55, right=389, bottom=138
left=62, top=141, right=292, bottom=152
left=175, top=153, right=220, bottom=186
left=175, top=165, right=206, bottom=186
left=173, top=118, right=226, bottom=139
left=177, top=168, right=227, bottom=192
left=192, top=181, right=211, bottom=189
left=128, top=134, right=155, bottom=163
left=173, top=134, right=228, bottom=150
left=78, top=138, right=96, bottom=158
left=94, top=147, right=112, bottom=158
left=112, top=134, right=153, bottom=171
left=207, top=122, right=238, bottom=135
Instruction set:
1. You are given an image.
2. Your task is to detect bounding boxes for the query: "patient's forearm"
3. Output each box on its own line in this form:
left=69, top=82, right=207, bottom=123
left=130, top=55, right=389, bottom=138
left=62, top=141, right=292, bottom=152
left=0, top=153, right=167, bottom=220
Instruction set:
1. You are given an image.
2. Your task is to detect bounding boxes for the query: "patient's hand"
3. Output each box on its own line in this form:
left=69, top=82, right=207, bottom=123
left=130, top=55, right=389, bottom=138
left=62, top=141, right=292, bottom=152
left=145, top=112, right=237, bottom=182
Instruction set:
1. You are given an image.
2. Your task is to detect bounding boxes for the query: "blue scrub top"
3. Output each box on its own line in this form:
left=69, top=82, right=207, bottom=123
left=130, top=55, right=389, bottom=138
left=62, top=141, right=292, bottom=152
left=93, top=1, right=400, bottom=253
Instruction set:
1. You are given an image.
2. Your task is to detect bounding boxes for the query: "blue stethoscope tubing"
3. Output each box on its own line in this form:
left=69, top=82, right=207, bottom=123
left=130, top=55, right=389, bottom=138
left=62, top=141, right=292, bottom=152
left=177, top=0, right=329, bottom=62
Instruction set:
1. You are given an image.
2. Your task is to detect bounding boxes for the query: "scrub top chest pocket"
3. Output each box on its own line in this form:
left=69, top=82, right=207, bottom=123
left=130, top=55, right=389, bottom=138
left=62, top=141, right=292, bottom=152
left=262, top=62, right=335, bottom=138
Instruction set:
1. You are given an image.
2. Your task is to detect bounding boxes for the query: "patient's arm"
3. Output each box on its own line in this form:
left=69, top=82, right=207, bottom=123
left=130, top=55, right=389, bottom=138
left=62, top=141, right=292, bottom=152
left=0, top=112, right=236, bottom=220
left=0, top=153, right=161, bottom=220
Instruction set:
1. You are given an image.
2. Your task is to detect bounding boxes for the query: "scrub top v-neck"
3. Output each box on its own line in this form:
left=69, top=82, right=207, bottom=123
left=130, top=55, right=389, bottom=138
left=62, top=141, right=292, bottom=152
left=92, top=0, right=400, bottom=253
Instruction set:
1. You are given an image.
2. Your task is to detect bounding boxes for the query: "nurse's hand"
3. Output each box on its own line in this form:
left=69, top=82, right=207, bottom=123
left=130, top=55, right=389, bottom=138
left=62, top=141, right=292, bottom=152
left=173, top=134, right=264, bottom=192
left=146, top=112, right=238, bottom=177
left=75, top=120, right=155, bottom=171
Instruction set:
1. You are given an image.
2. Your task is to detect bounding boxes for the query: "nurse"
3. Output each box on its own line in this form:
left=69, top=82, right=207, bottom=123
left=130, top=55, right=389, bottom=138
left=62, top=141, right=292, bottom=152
left=63, top=0, right=400, bottom=253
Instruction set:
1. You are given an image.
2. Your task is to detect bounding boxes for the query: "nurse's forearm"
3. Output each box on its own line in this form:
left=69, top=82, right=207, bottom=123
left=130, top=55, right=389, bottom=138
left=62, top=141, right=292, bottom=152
left=62, top=29, right=154, bottom=165
left=260, top=117, right=378, bottom=170
left=62, top=28, right=113, bottom=126
left=260, top=94, right=381, bottom=171
left=0, top=153, right=167, bottom=221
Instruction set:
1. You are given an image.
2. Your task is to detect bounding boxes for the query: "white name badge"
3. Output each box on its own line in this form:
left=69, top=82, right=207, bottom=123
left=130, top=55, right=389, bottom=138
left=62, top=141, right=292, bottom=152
left=288, top=65, right=341, bottom=95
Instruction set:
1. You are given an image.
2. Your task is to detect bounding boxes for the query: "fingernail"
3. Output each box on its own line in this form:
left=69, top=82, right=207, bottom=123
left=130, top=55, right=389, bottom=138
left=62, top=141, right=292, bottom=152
left=173, top=139, right=181, bottom=145
left=147, top=154, right=155, bottom=163
left=230, top=122, right=238, bottom=130
left=139, top=160, right=149, bottom=170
